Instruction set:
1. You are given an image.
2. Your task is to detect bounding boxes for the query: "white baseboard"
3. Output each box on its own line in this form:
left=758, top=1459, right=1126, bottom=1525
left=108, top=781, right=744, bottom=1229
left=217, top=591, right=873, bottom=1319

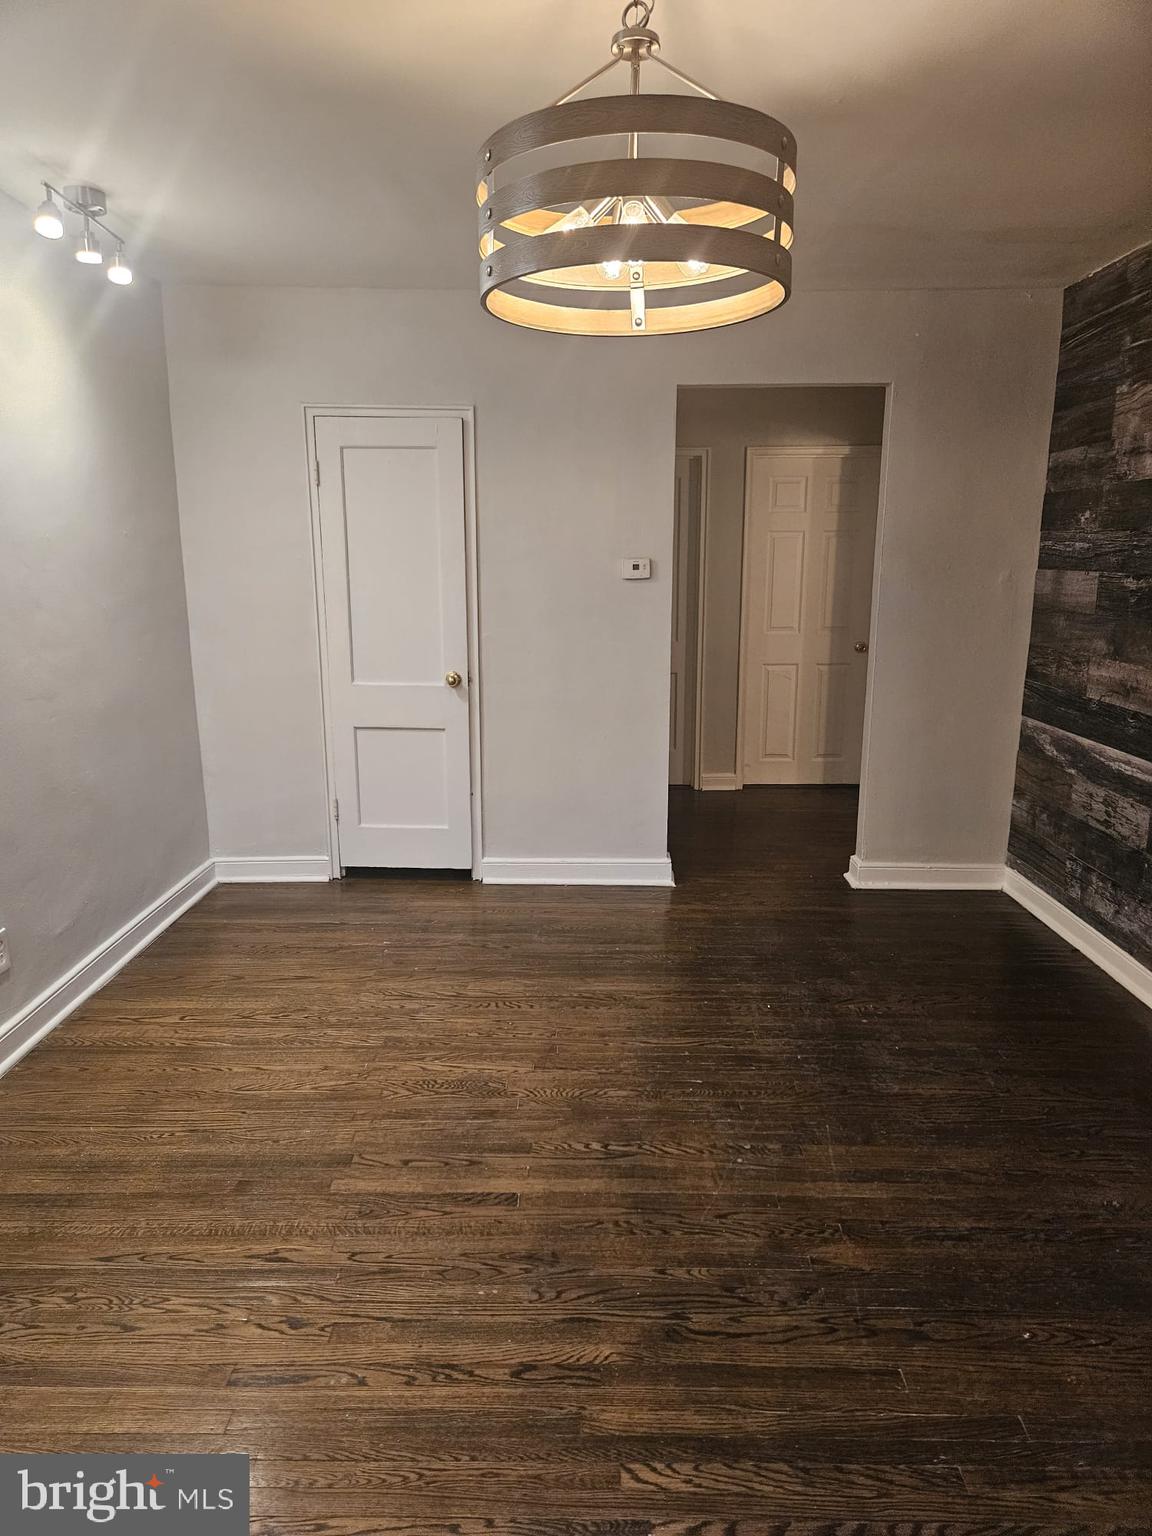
left=699, top=773, right=739, bottom=791
left=214, top=856, right=331, bottom=883
left=0, top=859, right=217, bottom=1080
left=1004, top=868, right=1152, bottom=1011
left=480, top=857, right=675, bottom=887
left=845, top=855, right=1004, bottom=890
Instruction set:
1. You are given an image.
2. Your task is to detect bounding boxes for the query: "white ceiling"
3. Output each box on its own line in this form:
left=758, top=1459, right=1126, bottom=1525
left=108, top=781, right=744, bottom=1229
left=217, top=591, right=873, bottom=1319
left=1, top=0, right=1149, bottom=291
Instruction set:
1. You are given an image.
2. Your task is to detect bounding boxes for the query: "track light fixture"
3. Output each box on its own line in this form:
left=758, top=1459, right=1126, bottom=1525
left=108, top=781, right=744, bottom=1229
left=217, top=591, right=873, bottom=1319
left=32, top=182, right=133, bottom=286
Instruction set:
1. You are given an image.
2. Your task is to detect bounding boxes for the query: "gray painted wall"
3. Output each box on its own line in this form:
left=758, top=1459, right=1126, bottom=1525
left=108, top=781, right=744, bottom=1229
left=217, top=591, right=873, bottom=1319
left=163, top=283, right=1061, bottom=874
left=677, top=386, right=886, bottom=777
left=0, top=194, right=208, bottom=1035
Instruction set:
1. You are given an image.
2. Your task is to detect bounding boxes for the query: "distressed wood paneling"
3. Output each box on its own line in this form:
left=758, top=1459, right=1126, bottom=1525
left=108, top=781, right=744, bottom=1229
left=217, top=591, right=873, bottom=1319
left=1009, top=243, right=1152, bottom=965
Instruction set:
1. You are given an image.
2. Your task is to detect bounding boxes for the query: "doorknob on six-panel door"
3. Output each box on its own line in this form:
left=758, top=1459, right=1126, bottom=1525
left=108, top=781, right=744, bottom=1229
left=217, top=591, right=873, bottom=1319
left=854, top=641, right=868, bottom=653
left=445, top=670, right=463, bottom=687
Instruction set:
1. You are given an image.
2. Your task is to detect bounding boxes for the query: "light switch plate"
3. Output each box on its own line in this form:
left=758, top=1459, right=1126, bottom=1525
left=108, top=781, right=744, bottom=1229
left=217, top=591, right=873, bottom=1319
left=622, top=557, right=652, bottom=580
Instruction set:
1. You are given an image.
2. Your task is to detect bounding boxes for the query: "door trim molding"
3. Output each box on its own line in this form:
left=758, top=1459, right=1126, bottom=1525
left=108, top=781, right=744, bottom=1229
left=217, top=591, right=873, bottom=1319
left=480, top=857, right=675, bottom=887
left=304, top=405, right=483, bottom=879
left=674, top=448, right=711, bottom=790
left=735, top=443, right=883, bottom=792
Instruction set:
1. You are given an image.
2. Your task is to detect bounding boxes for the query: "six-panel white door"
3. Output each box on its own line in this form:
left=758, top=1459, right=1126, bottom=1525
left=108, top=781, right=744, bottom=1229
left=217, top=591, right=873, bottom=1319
left=315, top=414, right=472, bottom=868
left=739, top=447, right=880, bottom=785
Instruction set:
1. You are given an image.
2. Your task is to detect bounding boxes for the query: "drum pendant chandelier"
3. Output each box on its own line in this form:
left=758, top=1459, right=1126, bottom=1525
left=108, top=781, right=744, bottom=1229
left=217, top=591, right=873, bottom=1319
left=476, top=0, right=796, bottom=337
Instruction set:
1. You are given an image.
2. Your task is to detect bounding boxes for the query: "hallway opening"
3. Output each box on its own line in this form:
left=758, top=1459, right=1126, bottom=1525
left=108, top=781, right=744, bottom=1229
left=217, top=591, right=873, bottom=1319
left=669, top=385, right=887, bottom=828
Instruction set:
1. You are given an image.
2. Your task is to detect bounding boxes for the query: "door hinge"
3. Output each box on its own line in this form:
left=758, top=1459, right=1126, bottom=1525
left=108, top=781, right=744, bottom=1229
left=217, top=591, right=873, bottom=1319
left=333, top=797, right=340, bottom=823
left=315, top=458, right=321, bottom=489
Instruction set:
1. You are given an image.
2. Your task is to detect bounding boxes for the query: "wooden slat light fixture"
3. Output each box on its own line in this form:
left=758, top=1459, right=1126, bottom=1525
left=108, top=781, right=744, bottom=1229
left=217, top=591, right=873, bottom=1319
left=477, top=0, right=796, bottom=337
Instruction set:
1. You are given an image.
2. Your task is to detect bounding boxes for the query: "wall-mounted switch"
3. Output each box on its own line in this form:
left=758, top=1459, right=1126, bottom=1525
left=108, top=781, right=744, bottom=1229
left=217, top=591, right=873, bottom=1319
left=0, top=928, right=9, bottom=976
left=621, top=557, right=652, bottom=580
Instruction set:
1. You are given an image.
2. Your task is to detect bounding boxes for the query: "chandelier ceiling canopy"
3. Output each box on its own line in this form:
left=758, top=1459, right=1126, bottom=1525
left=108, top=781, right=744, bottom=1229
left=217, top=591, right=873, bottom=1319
left=476, top=1, right=796, bottom=337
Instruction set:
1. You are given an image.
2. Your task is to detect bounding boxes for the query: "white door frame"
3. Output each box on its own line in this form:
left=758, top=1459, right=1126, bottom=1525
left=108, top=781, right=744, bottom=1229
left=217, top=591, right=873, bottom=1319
left=734, top=442, right=883, bottom=792
left=673, top=448, right=711, bottom=790
left=304, top=405, right=483, bottom=879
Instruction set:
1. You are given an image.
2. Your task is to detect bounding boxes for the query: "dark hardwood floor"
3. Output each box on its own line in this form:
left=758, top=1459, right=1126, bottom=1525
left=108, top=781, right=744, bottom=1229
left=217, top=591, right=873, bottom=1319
left=2, top=786, right=1151, bottom=1533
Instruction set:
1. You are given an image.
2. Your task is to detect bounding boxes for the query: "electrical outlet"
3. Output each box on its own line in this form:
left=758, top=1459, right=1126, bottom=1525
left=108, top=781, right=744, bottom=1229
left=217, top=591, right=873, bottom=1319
left=0, top=928, right=8, bottom=976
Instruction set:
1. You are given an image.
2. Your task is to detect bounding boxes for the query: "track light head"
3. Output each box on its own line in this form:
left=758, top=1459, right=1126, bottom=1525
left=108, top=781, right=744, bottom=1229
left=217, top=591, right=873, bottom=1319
left=33, top=190, right=65, bottom=240
left=107, top=245, right=133, bottom=285
left=75, top=219, right=103, bottom=264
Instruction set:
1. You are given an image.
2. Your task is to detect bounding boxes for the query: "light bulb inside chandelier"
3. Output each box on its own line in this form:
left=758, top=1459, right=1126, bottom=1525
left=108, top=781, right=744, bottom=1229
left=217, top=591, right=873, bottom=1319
left=476, top=0, right=796, bottom=335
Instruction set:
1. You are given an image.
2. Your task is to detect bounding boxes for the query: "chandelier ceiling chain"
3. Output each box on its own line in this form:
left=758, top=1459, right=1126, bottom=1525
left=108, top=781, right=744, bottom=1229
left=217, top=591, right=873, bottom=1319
left=477, top=1, right=795, bottom=336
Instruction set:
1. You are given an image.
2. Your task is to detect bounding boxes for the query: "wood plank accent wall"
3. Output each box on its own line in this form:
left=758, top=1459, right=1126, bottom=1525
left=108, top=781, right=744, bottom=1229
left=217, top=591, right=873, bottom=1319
left=1008, top=243, right=1152, bottom=966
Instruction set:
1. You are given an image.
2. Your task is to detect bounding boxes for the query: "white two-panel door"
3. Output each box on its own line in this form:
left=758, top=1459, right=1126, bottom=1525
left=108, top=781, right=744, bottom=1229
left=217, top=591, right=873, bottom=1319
left=314, top=414, right=473, bottom=869
left=739, top=446, right=880, bottom=785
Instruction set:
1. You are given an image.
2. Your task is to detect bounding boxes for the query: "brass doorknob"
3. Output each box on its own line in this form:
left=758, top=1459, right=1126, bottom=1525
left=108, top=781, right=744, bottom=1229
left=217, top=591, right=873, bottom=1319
left=445, top=670, right=463, bottom=687
left=854, top=641, right=868, bottom=654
